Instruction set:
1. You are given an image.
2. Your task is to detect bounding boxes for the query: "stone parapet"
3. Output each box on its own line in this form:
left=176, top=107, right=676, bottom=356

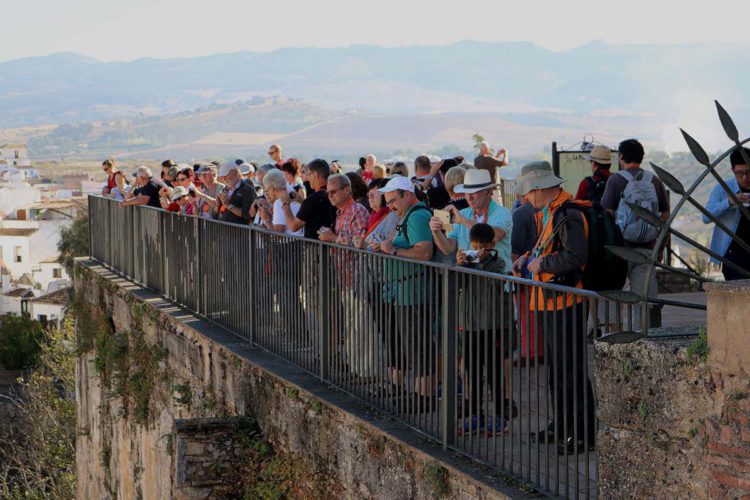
left=74, top=259, right=529, bottom=499
left=596, top=279, right=750, bottom=498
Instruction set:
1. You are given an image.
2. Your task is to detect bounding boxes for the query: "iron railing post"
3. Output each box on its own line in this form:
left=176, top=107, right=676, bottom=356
left=318, top=242, right=330, bottom=381
left=160, top=211, right=167, bottom=297
left=248, top=230, right=256, bottom=344
left=194, top=217, right=202, bottom=314
left=441, top=266, right=456, bottom=449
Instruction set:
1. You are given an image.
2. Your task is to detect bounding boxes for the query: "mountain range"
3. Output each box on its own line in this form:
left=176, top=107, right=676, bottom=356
left=2, top=41, right=749, bottom=158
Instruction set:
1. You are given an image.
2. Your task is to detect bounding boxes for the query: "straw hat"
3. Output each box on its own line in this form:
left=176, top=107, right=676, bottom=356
left=454, top=169, right=498, bottom=194
left=588, top=145, right=612, bottom=164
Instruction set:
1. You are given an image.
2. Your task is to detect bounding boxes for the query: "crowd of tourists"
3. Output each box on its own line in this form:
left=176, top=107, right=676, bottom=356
left=99, top=138, right=750, bottom=455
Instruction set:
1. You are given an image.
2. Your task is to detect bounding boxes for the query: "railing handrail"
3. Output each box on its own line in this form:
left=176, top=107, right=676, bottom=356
left=90, top=195, right=606, bottom=299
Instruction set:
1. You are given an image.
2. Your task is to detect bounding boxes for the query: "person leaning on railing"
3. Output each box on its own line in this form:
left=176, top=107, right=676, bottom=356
left=278, top=159, right=336, bottom=240
left=511, top=160, right=596, bottom=456
left=702, top=146, right=750, bottom=281
left=215, top=161, right=256, bottom=225
left=428, top=168, right=515, bottom=436
left=319, top=173, right=372, bottom=380
left=258, top=169, right=303, bottom=236
left=120, top=166, right=164, bottom=209
left=193, top=164, right=225, bottom=220
left=376, top=176, right=437, bottom=409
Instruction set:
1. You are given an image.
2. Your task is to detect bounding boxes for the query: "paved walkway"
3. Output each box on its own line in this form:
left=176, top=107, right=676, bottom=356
left=661, top=292, right=707, bottom=328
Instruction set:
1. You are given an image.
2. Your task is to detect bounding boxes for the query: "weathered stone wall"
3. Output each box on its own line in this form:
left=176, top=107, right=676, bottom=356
left=74, top=260, right=521, bottom=499
left=596, top=280, right=750, bottom=499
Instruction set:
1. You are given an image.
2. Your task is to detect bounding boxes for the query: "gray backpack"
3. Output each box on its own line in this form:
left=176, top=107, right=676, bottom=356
left=615, top=169, right=659, bottom=243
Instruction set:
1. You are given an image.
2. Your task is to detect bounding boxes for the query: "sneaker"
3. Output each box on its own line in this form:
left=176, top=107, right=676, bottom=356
left=557, top=436, right=596, bottom=455
left=457, top=415, right=484, bottom=437
left=502, top=398, right=519, bottom=419
left=485, top=416, right=507, bottom=437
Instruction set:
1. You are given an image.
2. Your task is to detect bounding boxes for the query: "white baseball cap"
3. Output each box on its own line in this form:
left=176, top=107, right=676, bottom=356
left=218, top=161, right=239, bottom=177
left=378, top=176, right=415, bottom=193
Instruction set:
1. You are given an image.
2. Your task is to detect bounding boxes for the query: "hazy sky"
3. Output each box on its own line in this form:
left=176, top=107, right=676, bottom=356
left=3, top=0, right=749, bottom=62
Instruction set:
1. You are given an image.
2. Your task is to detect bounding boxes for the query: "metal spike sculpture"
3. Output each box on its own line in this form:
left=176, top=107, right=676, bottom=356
left=606, top=100, right=750, bottom=330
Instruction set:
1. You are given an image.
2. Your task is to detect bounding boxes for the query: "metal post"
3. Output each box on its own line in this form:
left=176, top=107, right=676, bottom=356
left=318, top=242, right=330, bottom=380
left=248, top=230, right=256, bottom=343
left=441, top=266, right=456, bottom=449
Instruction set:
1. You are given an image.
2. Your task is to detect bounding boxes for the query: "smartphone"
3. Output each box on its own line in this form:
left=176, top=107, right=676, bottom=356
left=434, top=209, right=452, bottom=231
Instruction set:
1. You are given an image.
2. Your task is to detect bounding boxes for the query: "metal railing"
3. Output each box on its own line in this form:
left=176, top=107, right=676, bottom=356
left=89, top=196, right=643, bottom=499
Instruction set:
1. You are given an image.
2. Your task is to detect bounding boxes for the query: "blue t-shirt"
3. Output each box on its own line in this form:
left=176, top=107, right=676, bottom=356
left=447, top=200, right=513, bottom=273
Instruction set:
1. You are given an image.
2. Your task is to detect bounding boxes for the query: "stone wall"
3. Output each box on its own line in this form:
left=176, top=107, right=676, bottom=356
left=74, top=260, right=522, bottom=499
left=596, top=280, right=750, bottom=499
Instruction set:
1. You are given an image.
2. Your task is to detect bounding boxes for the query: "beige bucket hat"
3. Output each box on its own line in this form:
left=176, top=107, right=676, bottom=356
left=513, top=161, right=564, bottom=195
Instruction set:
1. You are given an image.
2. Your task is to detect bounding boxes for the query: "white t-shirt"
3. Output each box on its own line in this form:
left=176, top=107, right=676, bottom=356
left=272, top=199, right=304, bottom=237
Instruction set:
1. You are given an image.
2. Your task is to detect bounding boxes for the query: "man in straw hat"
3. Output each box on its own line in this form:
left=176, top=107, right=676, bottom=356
left=511, top=160, right=596, bottom=455
left=430, top=168, right=512, bottom=272
left=429, top=167, right=515, bottom=435
left=574, top=144, right=613, bottom=204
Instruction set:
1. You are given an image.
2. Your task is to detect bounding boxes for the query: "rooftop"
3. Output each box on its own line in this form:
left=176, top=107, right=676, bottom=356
left=30, top=288, right=70, bottom=306
left=4, top=288, right=35, bottom=298
left=0, top=144, right=27, bottom=149
left=0, top=228, right=37, bottom=237
left=23, top=198, right=88, bottom=211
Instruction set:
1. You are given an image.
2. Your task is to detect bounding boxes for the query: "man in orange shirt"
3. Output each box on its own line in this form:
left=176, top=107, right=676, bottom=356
left=512, top=161, right=596, bottom=456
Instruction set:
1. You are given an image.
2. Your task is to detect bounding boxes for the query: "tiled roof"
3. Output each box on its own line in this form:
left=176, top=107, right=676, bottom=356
left=4, top=288, right=34, bottom=298
left=30, top=288, right=70, bottom=306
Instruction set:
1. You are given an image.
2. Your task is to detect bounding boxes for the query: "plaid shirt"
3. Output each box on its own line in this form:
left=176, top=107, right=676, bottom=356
left=334, top=200, right=369, bottom=289
left=335, top=200, right=369, bottom=239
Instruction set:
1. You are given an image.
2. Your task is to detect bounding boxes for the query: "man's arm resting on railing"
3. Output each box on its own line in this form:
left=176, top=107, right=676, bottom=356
left=381, top=239, right=433, bottom=260
left=121, top=195, right=150, bottom=206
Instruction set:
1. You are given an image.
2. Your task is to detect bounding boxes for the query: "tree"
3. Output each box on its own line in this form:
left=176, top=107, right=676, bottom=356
left=0, top=314, right=44, bottom=370
left=58, top=213, right=89, bottom=277
left=472, top=133, right=486, bottom=150
left=0, top=317, right=76, bottom=498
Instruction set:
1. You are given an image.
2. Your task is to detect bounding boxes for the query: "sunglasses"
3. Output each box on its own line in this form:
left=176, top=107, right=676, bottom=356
left=176, top=176, right=187, bottom=181
left=268, top=150, right=278, bottom=155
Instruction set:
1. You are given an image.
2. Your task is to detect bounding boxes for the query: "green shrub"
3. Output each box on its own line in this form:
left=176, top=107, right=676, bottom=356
left=0, top=313, right=45, bottom=370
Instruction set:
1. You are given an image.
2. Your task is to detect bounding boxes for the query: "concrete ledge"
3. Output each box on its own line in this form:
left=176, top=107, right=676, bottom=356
left=74, top=259, right=535, bottom=499
left=704, top=279, right=750, bottom=375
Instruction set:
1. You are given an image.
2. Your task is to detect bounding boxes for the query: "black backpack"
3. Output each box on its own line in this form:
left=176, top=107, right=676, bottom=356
left=583, top=175, right=607, bottom=205
left=551, top=200, right=628, bottom=292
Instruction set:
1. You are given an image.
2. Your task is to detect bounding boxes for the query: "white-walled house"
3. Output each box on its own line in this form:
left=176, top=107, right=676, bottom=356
left=0, top=219, right=72, bottom=287
left=0, top=226, right=36, bottom=278
left=0, top=288, right=35, bottom=316
left=32, top=258, right=68, bottom=292
left=0, top=144, right=31, bottom=168
left=28, top=288, right=70, bottom=326
left=0, top=182, right=41, bottom=217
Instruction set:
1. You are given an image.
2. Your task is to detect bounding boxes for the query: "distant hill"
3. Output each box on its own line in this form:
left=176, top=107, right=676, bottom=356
left=2, top=41, right=750, bottom=128
left=14, top=96, right=670, bottom=160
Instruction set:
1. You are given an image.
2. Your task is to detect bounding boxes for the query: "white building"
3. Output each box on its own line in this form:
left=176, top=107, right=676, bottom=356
left=0, top=219, right=73, bottom=290
left=0, top=182, right=41, bottom=218
left=0, top=144, right=31, bottom=168
left=28, top=288, right=70, bottom=326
